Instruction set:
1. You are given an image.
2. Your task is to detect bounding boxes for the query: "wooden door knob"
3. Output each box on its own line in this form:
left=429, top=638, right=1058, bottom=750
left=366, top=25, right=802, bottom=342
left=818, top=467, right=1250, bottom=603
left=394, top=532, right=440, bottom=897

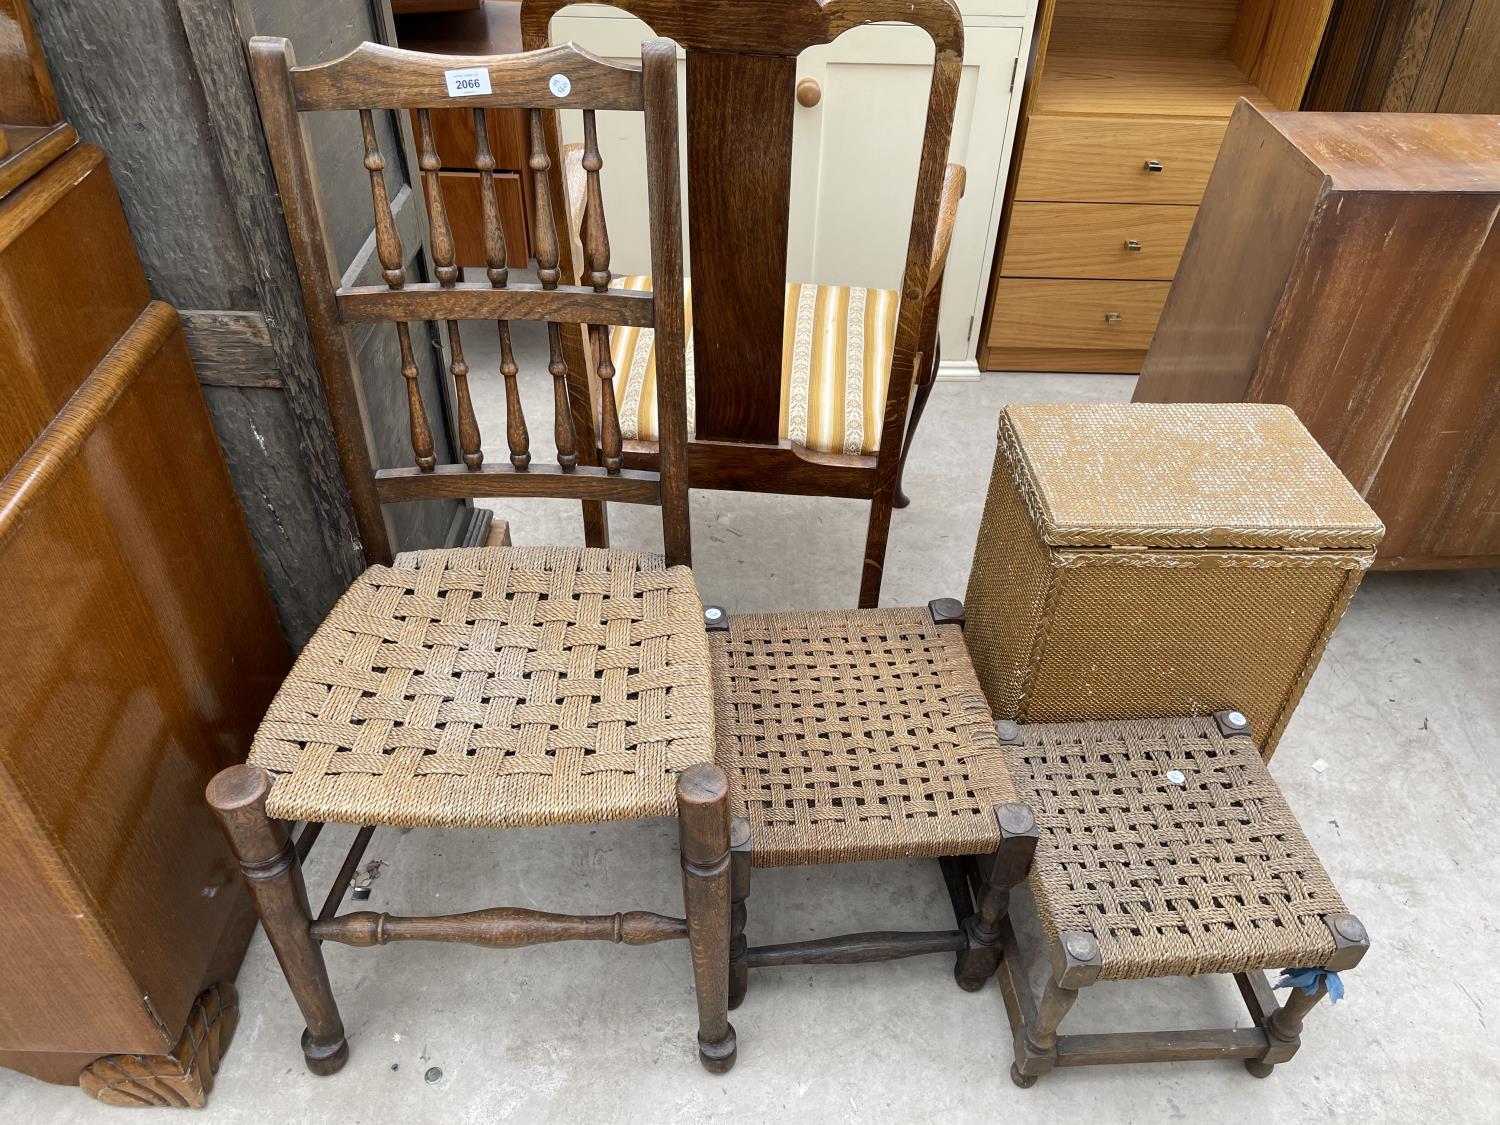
left=796, top=78, right=822, bottom=108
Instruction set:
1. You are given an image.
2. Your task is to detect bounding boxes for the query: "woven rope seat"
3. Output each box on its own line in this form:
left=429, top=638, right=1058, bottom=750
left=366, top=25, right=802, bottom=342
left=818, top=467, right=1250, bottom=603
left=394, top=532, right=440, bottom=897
left=1002, top=715, right=1347, bottom=981
left=709, top=607, right=1017, bottom=868
left=248, top=547, right=715, bottom=829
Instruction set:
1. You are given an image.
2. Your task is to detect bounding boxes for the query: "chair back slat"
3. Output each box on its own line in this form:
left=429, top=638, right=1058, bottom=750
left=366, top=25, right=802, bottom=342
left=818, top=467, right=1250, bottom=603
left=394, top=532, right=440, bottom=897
left=685, top=51, right=796, bottom=443
left=472, top=108, right=510, bottom=287
left=250, top=34, right=690, bottom=567
left=528, top=108, right=563, bottom=290
left=497, top=321, right=531, bottom=468
left=396, top=322, right=436, bottom=471
left=358, top=109, right=406, bottom=289
left=546, top=322, right=580, bottom=470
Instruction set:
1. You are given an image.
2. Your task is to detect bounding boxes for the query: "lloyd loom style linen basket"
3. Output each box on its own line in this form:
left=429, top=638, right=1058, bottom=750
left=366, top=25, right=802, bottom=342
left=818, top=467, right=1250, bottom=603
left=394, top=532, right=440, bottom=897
left=964, top=403, right=1384, bottom=757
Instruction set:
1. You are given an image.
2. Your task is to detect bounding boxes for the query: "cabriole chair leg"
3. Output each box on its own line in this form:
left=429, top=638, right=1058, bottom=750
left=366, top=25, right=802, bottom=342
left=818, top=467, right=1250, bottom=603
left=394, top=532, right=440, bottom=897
left=206, top=764, right=348, bottom=1076
left=678, top=764, right=737, bottom=1073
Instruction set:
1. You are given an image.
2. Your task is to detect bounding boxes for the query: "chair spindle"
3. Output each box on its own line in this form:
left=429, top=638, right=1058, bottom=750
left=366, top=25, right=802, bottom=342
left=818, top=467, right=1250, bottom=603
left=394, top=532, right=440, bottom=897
left=528, top=108, right=561, bottom=290
left=360, top=109, right=405, bottom=289
left=472, top=108, right=509, bottom=287
left=397, top=322, right=436, bottom=471
left=416, top=109, right=459, bottom=286
left=593, top=324, right=622, bottom=472
left=447, top=321, right=483, bottom=469
left=498, top=321, right=530, bottom=469
left=548, top=323, right=578, bottom=469
left=580, top=110, right=611, bottom=292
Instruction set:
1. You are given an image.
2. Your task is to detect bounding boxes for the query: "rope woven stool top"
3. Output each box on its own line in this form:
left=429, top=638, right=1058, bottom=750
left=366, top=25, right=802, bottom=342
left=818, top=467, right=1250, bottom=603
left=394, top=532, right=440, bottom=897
left=249, top=547, right=715, bottom=829
left=710, top=608, right=1016, bottom=868
left=1003, top=715, right=1346, bottom=980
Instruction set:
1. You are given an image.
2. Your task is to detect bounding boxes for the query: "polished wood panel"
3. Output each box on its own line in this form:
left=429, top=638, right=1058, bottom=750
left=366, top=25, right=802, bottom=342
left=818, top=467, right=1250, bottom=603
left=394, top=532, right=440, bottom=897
left=1036, top=52, right=1275, bottom=117
left=1137, top=105, right=1500, bottom=569
left=1014, top=116, right=1228, bottom=204
left=1002, top=201, right=1196, bottom=279
left=0, top=147, right=148, bottom=467
left=1, top=304, right=287, bottom=1060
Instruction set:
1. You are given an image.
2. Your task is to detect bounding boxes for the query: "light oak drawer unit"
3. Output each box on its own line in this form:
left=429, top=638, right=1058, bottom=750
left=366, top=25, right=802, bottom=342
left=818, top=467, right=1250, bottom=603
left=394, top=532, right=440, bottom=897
left=1002, top=202, right=1196, bottom=279
left=986, top=278, right=1169, bottom=371
left=1014, top=115, right=1228, bottom=204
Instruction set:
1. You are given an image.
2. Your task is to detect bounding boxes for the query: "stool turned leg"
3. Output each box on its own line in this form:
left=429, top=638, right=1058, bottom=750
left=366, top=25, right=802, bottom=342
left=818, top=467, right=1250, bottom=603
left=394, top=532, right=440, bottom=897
left=678, top=764, right=737, bottom=1073
left=1247, top=913, right=1369, bottom=1078
left=955, top=803, right=1038, bottom=992
left=1014, top=930, right=1101, bottom=1087
left=728, top=817, right=752, bottom=1011
left=206, top=765, right=348, bottom=1076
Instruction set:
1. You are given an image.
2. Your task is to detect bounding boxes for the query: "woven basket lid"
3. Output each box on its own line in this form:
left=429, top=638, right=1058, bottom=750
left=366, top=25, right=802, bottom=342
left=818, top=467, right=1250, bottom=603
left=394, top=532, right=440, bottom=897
left=999, top=403, right=1384, bottom=550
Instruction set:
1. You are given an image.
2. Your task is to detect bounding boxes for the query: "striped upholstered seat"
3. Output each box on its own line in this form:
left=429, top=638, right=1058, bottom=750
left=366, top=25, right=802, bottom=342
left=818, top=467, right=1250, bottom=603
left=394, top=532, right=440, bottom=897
left=608, top=276, right=899, bottom=457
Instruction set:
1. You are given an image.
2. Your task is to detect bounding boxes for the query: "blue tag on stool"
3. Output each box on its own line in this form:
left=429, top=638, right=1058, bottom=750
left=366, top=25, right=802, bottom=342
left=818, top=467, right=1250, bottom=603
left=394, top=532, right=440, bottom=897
left=1275, top=967, right=1344, bottom=1004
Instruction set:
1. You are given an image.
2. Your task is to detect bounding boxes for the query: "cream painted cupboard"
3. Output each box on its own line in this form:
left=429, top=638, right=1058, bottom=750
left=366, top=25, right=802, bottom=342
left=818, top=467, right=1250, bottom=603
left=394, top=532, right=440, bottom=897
left=545, top=1, right=1036, bottom=374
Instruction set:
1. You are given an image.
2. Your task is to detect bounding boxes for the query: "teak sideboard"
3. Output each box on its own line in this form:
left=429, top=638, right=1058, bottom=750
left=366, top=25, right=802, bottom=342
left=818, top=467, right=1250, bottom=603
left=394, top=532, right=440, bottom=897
left=981, top=0, right=1334, bottom=374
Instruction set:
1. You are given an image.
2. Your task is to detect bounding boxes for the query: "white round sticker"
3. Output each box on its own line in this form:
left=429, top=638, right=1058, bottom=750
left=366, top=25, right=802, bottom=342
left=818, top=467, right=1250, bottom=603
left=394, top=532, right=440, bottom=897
left=549, top=73, right=572, bottom=98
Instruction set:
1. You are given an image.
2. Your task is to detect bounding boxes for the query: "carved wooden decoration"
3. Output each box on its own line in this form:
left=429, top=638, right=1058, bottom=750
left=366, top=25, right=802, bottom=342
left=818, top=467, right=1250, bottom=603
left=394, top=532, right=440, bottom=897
left=528, top=107, right=561, bottom=290
left=311, top=906, right=689, bottom=948
left=78, top=983, right=239, bottom=1109
left=397, top=321, right=435, bottom=470
left=498, top=321, right=530, bottom=468
left=414, top=108, right=458, bottom=287
left=446, top=320, right=482, bottom=468
left=471, top=107, right=509, bottom=287
left=594, top=323, right=623, bottom=472
left=548, top=322, right=578, bottom=470
left=359, top=108, right=405, bottom=289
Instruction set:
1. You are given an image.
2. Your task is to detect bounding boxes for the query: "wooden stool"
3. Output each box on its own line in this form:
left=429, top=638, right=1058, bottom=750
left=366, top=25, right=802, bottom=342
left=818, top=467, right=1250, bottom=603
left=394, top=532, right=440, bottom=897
left=994, top=713, right=1368, bottom=1084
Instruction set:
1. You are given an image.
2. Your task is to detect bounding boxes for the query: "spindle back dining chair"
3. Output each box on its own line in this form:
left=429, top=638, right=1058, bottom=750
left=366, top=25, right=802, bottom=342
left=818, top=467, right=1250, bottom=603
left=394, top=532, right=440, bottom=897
left=207, top=35, right=743, bottom=1077
left=521, top=0, right=968, bottom=606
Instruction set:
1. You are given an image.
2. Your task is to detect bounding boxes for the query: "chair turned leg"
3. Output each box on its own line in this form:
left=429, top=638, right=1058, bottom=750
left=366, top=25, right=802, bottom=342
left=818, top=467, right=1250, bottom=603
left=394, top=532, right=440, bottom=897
left=955, top=803, right=1038, bottom=992
left=677, top=764, right=737, bottom=1073
left=892, top=370, right=936, bottom=510
left=1248, top=913, right=1368, bottom=1078
left=206, top=765, right=348, bottom=1076
left=1014, top=931, right=1100, bottom=1087
left=1246, top=981, right=1327, bottom=1078
left=728, top=816, right=752, bottom=1011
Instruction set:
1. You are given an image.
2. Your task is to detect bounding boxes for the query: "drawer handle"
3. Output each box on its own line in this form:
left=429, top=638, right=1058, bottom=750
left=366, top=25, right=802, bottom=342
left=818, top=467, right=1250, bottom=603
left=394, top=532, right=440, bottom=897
left=796, top=78, right=822, bottom=108
left=1144, top=159, right=1164, bottom=173
left=1124, top=239, right=1143, bottom=251
left=1104, top=311, right=1122, bottom=324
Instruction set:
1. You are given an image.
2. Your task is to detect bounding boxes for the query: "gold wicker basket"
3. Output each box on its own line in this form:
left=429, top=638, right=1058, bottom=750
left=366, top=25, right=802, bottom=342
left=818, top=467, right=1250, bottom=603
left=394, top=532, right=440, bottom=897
left=963, top=404, right=1384, bottom=757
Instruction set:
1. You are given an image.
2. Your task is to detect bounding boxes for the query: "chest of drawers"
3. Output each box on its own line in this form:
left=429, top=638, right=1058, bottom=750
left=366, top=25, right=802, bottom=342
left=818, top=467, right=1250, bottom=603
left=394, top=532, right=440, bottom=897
left=982, top=0, right=1334, bottom=374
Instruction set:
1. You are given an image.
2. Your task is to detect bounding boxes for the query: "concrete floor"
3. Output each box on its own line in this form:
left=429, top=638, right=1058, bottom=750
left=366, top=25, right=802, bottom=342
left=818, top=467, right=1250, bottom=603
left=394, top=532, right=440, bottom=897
left=5, top=323, right=1498, bottom=1122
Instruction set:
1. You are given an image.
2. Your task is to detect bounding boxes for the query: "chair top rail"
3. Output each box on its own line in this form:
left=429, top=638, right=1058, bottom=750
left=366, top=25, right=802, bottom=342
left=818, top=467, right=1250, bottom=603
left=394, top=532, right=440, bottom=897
left=520, top=0, right=963, bottom=58
left=286, top=39, right=645, bottom=112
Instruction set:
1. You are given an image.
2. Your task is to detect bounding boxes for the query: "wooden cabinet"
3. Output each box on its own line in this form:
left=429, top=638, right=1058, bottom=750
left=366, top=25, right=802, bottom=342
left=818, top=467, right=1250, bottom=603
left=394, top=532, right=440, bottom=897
left=983, top=0, right=1334, bottom=373
left=0, top=141, right=289, bottom=1102
left=1134, top=104, right=1500, bottom=571
left=542, top=0, right=1037, bottom=373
